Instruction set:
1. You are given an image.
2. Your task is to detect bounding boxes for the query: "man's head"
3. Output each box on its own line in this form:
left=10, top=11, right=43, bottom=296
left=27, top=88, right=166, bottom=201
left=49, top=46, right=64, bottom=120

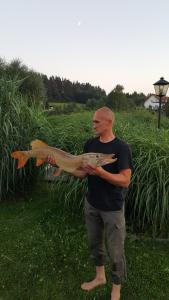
left=92, top=107, right=115, bottom=136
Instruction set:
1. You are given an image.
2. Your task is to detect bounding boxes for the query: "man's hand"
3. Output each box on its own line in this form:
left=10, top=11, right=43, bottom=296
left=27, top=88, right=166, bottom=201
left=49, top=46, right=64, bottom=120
left=83, top=164, right=104, bottom=176
left=72, top=167, right=88, bottom=178
left=84, top=164, right=132, bottom=188
left=46, top=156, right=56, bottom=166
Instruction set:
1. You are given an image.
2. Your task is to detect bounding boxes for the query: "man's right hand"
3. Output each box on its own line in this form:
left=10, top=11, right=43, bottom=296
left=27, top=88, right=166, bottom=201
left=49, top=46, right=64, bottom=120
left=72, top=168, right=88, bottom=178
left=46, top=156, right=56, bottom=166
left=45, top=157, right=87, bottom=178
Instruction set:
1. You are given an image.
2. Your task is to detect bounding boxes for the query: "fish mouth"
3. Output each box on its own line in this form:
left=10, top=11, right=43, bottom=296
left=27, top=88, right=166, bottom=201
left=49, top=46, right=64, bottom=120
left=82, top=152, right=117, bottom=167
left=100, top=153, right=115, bottom=160
left=100, top=157, right=117, bottom=165
left=97, top=153, right=117, bottom=166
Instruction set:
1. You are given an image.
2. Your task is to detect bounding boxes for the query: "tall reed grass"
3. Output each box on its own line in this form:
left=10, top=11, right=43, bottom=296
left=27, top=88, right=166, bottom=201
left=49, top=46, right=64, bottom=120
left=0, top=78, right=52, bottom=200
left=47, top=111, right=169, bottom=237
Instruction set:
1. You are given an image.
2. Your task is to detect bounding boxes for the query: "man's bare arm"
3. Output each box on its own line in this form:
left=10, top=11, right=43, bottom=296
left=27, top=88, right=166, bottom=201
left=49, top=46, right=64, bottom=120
left=84, top=165, right=131, bottom=188
left=98, top=168, right=131, bottom=188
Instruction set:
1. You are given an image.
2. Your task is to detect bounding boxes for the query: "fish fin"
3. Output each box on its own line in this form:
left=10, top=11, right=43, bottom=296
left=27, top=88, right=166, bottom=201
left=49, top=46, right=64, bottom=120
left=36, top=158, right=45, bottom=167
left=53, top=168, right=62, bottom=177
left=11, top=151, right=28, bottom=169
left=31, top=139, right=48, bottom=149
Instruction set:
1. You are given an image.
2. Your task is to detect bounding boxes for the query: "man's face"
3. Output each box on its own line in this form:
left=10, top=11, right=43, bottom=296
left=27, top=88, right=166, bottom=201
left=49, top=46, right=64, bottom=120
left=92, top=112, right=110, bottom=135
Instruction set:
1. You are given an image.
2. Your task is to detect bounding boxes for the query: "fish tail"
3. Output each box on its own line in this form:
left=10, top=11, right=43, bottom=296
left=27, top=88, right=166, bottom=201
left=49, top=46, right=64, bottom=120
left=11, top=151, right=29, bottom=169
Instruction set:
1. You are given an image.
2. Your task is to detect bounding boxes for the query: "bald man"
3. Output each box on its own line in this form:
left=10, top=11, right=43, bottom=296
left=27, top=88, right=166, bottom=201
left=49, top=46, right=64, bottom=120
left=47, top=107, right=133, bottom=300
left=73, top=107, right=133, bottom=300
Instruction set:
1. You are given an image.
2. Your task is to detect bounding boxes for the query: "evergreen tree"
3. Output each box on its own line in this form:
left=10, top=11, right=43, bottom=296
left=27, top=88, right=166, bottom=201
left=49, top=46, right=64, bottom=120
left=126, top=91, right=145, bottom=106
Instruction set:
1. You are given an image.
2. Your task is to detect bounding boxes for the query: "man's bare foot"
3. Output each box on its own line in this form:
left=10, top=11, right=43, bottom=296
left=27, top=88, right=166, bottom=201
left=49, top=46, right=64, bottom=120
left=81, top=277, right=106, bottom=291
left=111, top=293, right=120, bottom=300
left=111, top=284, right=121, bottom=300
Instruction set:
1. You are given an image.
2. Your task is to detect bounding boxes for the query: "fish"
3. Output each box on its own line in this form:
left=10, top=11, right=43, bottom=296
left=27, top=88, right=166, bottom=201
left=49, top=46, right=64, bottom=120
left=11, top=139, right=117, bottom=176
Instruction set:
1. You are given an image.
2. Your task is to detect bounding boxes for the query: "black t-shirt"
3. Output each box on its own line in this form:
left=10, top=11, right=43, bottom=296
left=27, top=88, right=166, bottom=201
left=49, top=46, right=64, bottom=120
left=83, top=137, right=133, bottom=211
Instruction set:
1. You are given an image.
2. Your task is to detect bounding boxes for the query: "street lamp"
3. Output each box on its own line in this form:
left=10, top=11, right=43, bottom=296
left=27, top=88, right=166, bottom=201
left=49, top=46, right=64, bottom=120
left=153, top=77, right=169, bottom=129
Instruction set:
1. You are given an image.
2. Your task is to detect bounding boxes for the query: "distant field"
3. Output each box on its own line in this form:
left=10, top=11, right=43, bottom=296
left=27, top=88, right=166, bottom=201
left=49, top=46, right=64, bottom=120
left=48, top=102, right=85, bottom=108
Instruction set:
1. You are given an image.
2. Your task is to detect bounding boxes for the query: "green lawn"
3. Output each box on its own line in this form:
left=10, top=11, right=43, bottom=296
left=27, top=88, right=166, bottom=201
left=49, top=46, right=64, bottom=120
left=0, top=182, right=169, bottom=300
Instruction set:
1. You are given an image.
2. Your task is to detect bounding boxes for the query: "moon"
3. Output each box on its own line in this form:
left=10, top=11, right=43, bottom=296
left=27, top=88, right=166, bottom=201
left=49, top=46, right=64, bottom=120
left=77, top=21, right=82, bottom=27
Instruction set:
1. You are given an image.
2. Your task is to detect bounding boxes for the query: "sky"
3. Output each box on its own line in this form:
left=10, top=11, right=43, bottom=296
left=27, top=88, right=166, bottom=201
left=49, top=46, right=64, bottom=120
left=1, top=0, right=169, bottom=95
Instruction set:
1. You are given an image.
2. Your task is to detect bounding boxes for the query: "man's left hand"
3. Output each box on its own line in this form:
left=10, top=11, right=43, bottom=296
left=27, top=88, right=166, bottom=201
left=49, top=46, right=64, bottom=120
left=83, top=164, right=103, bottom=176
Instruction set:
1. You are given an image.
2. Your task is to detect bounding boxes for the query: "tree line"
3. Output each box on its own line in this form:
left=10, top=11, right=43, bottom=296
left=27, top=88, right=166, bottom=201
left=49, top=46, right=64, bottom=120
left=0, top=57, right=147, bottom=110
left=42, top=74, right=106, bottom=105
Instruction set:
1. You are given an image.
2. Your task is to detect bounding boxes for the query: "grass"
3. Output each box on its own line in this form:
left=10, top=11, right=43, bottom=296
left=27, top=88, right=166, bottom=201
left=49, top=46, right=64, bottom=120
left=46, top=110, right=169, bottom=237
left=2, top=86, right=169, bottom=235
left=0, top=181, right=169, bottom=300
left=0, top=78, right=53, bottom=200
left=48, top=102, right=85, bottom=108
left=44, top=102, right=85, bottom=116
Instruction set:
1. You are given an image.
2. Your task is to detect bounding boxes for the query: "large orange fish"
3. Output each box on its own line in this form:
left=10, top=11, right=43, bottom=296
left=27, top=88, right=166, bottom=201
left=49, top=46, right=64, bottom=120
left=11, top=139, right=117, bottom=176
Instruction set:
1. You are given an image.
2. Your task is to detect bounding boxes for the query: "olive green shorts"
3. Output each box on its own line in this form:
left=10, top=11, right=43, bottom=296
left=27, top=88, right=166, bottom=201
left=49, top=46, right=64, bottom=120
left=84, top=199, right=127, bottom=284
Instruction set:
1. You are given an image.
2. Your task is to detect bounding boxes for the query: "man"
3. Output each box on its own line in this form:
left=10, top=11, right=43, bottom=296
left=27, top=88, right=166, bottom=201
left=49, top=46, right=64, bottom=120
left=72, top=107, right=133, bottom=300
left=47, top=107, right=133, bottom=300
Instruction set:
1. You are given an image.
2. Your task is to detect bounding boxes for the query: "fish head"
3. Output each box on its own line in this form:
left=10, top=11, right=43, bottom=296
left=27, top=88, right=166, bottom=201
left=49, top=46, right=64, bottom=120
left=82, top=153, right=117, bottom=167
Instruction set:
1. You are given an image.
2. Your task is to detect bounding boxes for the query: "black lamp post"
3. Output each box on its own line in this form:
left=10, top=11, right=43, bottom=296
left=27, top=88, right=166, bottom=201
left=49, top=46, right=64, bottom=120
left=153, top=77, right=169, bottom=129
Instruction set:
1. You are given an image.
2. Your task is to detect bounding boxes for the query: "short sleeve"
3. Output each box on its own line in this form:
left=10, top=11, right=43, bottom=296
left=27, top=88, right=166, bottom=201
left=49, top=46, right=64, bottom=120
left=83, top=141, right=89, bottom=153
left=83, top=139, right=93, bottom=153
left=117, top=143, right=133, bottom=171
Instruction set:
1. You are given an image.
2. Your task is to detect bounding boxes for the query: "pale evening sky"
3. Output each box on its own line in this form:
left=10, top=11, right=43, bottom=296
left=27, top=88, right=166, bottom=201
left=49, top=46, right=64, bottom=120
left=1, top=0, right=169, bottom=95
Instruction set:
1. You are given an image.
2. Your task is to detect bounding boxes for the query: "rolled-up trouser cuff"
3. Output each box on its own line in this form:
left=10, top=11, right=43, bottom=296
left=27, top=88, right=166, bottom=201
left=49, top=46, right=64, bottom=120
left=111, top=262, right=127, bottom=284
left=112, top=274, right=122, bottom=285
left=92, top=254, right=105, bottom=266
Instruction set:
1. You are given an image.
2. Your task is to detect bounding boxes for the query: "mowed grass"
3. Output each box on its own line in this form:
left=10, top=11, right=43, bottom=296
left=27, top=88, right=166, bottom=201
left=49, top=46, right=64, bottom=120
left=0, top=181, right=169, bottom=300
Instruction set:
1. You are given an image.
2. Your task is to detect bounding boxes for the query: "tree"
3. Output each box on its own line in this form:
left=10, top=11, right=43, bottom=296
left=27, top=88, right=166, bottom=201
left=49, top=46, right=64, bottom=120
left=19, top=71, right=46, bottom=104
left=106, top=84, right=133, bottom=110
left=42, top=76, right=106, bottom=104
left=126, top=91, right=145, bottom=106
left=0, top=58, right=46, bottom=104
